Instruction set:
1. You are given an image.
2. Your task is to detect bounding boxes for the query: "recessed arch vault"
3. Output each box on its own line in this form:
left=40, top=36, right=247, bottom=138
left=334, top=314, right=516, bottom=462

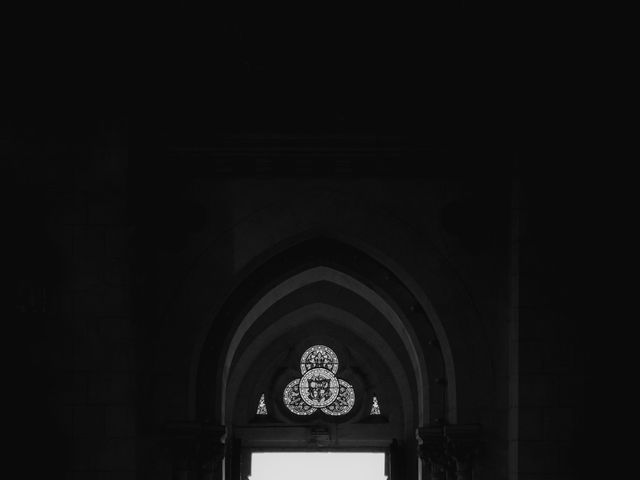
left=227, top=303, right=415, bottom=435
left=218, top=265, right=449, bottom=428
left=188, top=234, right=475, bottom=434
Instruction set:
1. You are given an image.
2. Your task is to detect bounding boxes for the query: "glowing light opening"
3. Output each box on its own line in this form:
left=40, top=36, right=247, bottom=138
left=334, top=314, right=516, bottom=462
left=250, top=452, right=387, bottom=480
left=256, top=394, right=267, bottom=415
left=371, top=396, right=381, bottom=415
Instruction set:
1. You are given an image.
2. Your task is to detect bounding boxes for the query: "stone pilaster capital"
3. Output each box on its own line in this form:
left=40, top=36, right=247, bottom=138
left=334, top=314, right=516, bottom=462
left=416, top=425, right=450, bottom=470
left=443, top=424, right=482, bottom=464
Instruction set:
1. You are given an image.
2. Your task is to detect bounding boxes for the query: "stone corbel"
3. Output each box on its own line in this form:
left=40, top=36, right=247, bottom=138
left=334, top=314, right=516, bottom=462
left=443, top=424, right=482, bottom=480
left=416, top=426, right=450, bottom=480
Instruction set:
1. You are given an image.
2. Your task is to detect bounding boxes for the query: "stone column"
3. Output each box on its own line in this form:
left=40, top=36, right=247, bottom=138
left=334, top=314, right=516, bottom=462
left=387, top=438, right=405, bottom=480
left=167, top=422, right=226, bottom=480
left=444, top=424, right=481, bottom=480
left=240, top=445, right=252, bottom=480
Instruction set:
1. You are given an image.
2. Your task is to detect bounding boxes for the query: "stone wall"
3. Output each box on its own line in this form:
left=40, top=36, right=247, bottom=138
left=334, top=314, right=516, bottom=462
left=4, top=126, right=139, bottom=480
left=4, top=127, right=590, bottom=478
left=513, top=171, right=591, bottom=480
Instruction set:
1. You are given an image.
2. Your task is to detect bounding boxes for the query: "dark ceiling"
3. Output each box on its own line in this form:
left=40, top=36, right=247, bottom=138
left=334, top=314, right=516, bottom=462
left=5, top=5, right=525, bottom=151
left=6, top=4, right=587, bottom=180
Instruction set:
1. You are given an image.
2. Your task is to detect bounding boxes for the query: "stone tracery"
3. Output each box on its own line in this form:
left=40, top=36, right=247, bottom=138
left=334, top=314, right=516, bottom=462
left=283, top=345, right=355, bottom=416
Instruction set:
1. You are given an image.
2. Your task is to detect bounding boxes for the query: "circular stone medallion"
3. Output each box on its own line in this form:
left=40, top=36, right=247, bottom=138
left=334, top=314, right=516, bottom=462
left=283, top=379, right=316, bottom=415
left=299, top=368, right=339, bottom=407
left=300, top=345, right=339, bottom=374
left=321, top=379, right=355, bottom=416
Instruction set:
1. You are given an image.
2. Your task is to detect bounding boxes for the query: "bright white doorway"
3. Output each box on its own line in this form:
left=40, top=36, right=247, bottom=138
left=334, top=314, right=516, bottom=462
left=249, top=451, right=387, bottom=480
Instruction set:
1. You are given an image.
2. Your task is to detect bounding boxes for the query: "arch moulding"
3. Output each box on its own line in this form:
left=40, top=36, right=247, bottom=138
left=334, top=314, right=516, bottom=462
left=227, top=303, right=415, bottom=435
left=216, top=265, right=456, bottom=428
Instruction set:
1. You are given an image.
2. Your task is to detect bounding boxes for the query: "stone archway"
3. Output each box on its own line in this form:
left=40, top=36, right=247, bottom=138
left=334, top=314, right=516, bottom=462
left=192, top=237, right=466, bottom=479
left=219, top=266, right=435, bottom=428
left=227, top=303, right=414, bottom=435
left=180, top=235, right=487, bottom=479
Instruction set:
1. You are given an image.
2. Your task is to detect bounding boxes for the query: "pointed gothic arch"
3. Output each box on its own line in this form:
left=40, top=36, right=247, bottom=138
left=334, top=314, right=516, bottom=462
left=227, top=303, right=414, bottom=434
left=192, top=237, right=457, bottom=419
left=180, top=228, right=496, bottom=479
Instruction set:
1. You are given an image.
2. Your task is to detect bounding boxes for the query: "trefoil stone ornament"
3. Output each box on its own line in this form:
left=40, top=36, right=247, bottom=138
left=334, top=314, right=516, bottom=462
left=283, top=345, right=355, bottom=416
